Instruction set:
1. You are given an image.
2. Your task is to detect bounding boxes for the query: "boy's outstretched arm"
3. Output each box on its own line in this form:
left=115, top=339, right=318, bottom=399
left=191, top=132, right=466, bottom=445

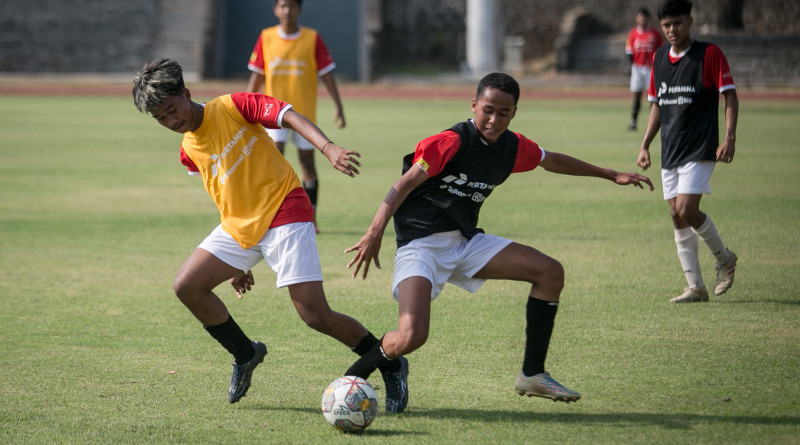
left=345, top=165, right=429, bottom=280
left=540, top=151, right=654, bottom=190
left=281, top=109, right=361, bottom=177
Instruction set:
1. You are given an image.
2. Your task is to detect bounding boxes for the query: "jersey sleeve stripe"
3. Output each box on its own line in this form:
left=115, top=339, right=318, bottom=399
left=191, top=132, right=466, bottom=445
left=318, top=62, right=336, bottom=76
left=248, top=64, right=265, bottom=75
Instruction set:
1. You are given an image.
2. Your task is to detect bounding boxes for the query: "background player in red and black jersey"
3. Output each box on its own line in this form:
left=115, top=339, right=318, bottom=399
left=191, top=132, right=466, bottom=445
left=342, top=73, right=653, bottom=408
left=637, top=0, right=739, bottom=303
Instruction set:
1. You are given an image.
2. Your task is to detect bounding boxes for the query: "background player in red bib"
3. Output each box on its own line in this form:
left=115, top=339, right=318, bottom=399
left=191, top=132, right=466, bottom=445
left=342, top=73, right=654, bottom=409
left=246, top=0, right=346, bottom=232
left=637, top=0, right=739, bottom=303
left=625, top=7, right=665, bottom=130
left=132, top=58, right=406, bottom=407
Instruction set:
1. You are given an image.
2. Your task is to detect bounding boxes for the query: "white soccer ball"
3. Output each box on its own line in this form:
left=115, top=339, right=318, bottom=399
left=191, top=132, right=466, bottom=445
left=321, top=376, right=379, bottom=432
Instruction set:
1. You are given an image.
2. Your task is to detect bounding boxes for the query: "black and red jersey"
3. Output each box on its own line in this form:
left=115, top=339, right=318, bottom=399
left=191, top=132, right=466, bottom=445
left=650, top=41, right=735, bottom=169
left=393, top=120, right=543, bottom=247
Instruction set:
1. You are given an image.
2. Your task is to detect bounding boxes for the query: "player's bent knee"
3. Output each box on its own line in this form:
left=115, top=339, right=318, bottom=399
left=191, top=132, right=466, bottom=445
left=172, top=276, right=193, bottom=300
left=298, top=309, right=329, bottom=332
left=395, top=326, right=428, bottom=355
left=537, top=259, right=564, bottom=291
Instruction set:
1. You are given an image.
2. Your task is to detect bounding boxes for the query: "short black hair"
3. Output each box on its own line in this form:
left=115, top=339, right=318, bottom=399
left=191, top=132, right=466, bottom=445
left=132, top=58, right=185, bottom=113
left=637, top=7, right=651, bottom=18
left=476, top=73, right=520, bottom=105
left=274, top=0, right=302, bottom=5
left=658, top=0, right=692, bottom=19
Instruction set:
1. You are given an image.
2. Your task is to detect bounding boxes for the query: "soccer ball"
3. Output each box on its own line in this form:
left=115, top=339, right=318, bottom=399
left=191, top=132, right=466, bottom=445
left=321, top=376, right=379, bottom=432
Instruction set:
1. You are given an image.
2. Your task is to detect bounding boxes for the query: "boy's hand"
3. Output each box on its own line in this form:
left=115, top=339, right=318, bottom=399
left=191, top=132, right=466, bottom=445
left=615, top=171, right=654, bottom=190
left=636, top=147, right=651, bottom=170
left=323, top=143, right=361, bottom=177
left=334, top=109, right=346, bottom=129
left=230, top=270, right=255, bottom=299
left=716, top=140, right=735, bottom=163
left=345, top=233, right=382, bottom=280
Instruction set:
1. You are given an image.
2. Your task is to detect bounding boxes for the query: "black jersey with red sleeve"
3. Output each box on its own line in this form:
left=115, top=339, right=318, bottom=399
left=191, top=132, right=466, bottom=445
left=393, top=120, right=543, bottom=247
left=650, top=41, right=735, bottom=168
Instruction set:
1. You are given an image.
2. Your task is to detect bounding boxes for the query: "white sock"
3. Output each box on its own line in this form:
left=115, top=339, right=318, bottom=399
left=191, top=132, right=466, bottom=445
left=691, top=216, right=731, bottom=265
left=675, top=227, right=705, bottom=290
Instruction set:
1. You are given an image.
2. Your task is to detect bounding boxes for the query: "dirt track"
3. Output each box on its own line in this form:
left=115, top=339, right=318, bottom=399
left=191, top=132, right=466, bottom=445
left=1, top=75, right=798, bottom=102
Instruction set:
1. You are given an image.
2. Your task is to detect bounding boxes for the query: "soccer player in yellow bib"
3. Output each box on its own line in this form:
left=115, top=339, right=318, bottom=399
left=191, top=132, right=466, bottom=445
left=247, top=0, right=346, bottom=232
left=132, top=58, right=407, bottom=407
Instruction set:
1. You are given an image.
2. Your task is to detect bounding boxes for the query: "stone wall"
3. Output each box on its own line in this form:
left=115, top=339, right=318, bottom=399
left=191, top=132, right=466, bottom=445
left=503, top=0, right=800, bottom=61
left=1, top=0, right=798, bottom=83
left=0, top=0, right=213, bottom=79
left=0, top=0, right=160, bottom=73
left=376, top=0, right=800, bottom=80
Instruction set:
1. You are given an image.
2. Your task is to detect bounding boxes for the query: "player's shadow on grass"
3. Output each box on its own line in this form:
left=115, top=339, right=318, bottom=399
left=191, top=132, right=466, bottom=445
left=243, top=405, right=428, bottom=437
left=717, top=298, right=800, bottom=306
left=401, top=409, right=800, bottom=430
left=241, top=404, right=799, bottom=435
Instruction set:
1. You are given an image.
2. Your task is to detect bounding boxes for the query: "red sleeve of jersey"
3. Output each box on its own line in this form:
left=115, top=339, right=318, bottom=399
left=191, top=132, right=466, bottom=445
left=412, top=131, right=461, bottom=177
left=247, top=33, right=267, bottom=74
left=625, top=28, right=635, bottom=54
left=315, top=35, right=335, bottom=73
left=180, top=146, right=200, bottom=175
left=248, top=33, right=265, bottom=74
left=230, top=92, right=290, bottom=129
left=511, top=133, right=543, bottom=173
left=647, top=55, right=657, bottom=100
left=703, top=44, right=735, bottom=91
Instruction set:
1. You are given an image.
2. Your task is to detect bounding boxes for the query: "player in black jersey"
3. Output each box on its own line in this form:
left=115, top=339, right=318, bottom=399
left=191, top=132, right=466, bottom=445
left=342, top=73, right=654, bottom=409
left=637, top=0, right=739, bottom=303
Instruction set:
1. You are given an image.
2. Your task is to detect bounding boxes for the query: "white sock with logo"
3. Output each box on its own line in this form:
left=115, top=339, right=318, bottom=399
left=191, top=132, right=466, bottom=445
left=675, top=227, right=705, bottom=290
left=691, top=216, right=731, bottom=266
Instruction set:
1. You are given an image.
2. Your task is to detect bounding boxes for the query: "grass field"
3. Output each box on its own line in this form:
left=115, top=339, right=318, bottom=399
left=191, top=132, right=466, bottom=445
left=1, top=89, right=799, bottom=444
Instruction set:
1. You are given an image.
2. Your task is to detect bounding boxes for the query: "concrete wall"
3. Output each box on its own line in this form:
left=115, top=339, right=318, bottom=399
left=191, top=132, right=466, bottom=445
left=0, top=0, right=213, bottom=80
left=0, top=0, right=161, bottom=73
left=556, top=7, right=800, bottom=86
left=0, top=0, right=359, bottom=81
left=1, top=0, right=798, bottom=83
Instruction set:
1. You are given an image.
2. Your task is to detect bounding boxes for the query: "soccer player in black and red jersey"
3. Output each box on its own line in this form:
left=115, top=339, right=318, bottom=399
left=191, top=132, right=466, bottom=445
left=342, top=73, right=654, bottom=409
left=637, top=0, right=739, bottom=303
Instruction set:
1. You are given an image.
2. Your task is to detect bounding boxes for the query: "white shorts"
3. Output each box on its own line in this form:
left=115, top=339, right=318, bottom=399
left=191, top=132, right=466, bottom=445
left=661, top=161, right=715, bottom=200
left=630, top=64, right=651, bottom=93
left=197, top=222, right=323, bottom=287
left=266, top=127, right=315, bottom=150
left=392, top=231, right=513, bottom=300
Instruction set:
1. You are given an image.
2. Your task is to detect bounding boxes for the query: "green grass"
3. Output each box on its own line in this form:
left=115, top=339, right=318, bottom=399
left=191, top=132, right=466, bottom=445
left=1, top=91, right=799, bottom=444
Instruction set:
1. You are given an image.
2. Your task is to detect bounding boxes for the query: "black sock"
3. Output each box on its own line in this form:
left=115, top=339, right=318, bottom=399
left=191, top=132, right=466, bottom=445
left=303, top=179, right=318, bottom=210
left=204, top=315, right=255, bottom=365
left=352, top=332, right=380, bottom=356
left=522, top=297, right=558, bottom=376
left=632, top=98, right=641, bottom=121
left=346, top=336, right=398, bottom=378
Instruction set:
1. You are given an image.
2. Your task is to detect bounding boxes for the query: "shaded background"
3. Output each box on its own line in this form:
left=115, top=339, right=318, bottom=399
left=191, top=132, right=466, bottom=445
left=1, top=0, right=798, bottom=86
